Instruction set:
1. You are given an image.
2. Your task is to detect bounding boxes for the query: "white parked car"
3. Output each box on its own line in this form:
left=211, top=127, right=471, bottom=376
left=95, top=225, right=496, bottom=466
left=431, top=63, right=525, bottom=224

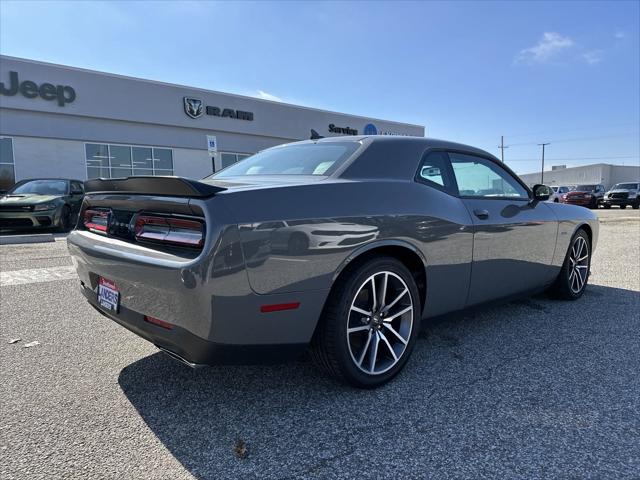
left=547, top=185, right=574, bottom=203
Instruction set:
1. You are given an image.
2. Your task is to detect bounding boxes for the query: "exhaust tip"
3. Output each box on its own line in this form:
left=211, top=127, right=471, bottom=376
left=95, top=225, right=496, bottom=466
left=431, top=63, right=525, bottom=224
left=156, top=346, right=206, bottom=369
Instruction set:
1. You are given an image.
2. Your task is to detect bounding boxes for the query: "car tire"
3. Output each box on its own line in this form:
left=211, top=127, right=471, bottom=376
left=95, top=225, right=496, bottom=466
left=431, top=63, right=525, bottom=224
left=310, top=256, right=421, bottom=388
left=554, top=199, right=559, bottom=203
left=549, top=229, right=591, bottom=300
left=57, top=206, right=72, bottom=232
left=287, top=234, right=308, bottom=255
left=620, top=204, right=627, bottom=209
left=633, top=202, right=639, bottom=210
left=603, top=204, right=611, bottom=209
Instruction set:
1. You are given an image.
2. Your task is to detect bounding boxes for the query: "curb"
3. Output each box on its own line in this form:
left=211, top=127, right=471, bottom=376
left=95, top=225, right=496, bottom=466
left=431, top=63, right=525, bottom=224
left=0, top=234, right=55, bottom=245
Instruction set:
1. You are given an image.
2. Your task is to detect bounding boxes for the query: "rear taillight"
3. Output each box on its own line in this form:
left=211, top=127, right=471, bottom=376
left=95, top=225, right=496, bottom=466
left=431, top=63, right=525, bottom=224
left=134, top=215, right=204, bottom=248
left=84, top=209, right=109, bottom=233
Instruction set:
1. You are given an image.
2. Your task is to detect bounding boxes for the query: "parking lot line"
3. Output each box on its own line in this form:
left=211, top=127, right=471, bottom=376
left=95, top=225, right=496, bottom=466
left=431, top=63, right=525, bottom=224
left=0, top=266, right=77, bottom=286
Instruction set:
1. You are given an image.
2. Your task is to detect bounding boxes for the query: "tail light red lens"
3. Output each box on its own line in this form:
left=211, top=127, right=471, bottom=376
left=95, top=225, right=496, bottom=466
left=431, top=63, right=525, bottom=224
left=84, top=209, right=109, bottom=233
left=134, top=215, right=204, bottom=248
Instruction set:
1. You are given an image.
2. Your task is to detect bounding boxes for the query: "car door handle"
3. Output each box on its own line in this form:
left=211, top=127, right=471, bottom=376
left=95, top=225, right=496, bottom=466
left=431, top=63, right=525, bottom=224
left=473, top=209, right=489, bottom=220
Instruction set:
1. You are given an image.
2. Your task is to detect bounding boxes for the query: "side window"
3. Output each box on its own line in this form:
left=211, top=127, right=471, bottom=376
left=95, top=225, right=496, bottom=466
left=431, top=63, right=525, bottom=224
left=449, top=153, right=529, bottom=199
left=71, top=181, right=83, bottom=193
left=416, top=151, right=456, bottom=194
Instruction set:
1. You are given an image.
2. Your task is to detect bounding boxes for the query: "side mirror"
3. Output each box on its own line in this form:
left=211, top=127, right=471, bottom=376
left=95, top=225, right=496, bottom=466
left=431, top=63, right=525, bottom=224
left=532, top=184, right=551, bottom=201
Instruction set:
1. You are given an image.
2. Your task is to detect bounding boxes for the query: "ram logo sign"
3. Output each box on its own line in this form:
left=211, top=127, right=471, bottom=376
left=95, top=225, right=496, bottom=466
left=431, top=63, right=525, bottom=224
left=182, top=96, right=254, bottom=121
left=183, top=97, right=204, bottom=119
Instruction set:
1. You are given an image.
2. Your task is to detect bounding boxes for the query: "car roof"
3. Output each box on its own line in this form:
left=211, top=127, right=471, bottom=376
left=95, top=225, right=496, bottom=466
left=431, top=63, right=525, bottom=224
left=307, top=135, right=498, bottom=160
left=16, top=178, right=82, bottom=182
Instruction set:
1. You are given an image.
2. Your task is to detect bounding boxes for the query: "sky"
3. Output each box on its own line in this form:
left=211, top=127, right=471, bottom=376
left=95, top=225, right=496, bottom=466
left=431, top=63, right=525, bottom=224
left=0, top=0, right=638, bottom=174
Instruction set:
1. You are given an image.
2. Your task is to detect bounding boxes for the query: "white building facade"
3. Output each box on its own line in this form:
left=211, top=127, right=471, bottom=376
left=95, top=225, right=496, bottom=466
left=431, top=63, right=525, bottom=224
left=519, top=163, right=640, bottom=190
left=0, top=56, right=424, bottom=191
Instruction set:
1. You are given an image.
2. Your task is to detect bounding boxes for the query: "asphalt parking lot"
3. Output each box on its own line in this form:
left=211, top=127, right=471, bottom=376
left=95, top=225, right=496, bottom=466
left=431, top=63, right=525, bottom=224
left=1, top=209, right=639, bottom=479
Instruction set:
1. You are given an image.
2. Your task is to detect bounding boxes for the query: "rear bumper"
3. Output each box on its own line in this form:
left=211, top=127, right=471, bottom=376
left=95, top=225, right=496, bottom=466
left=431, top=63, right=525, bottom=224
left=81, top=284, right=306, bottom=365
left=68, top=228, right=328, bottom=365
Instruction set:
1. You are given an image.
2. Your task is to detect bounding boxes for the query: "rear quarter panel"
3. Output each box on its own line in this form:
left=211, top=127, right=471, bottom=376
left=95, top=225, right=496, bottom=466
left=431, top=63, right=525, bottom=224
left=218, top=179, right=474, bottom=318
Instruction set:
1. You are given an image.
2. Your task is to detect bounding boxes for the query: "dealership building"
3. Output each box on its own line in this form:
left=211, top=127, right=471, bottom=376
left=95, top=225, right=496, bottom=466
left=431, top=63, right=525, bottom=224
left=0, top=55, right=424, bottom=191
left=519, top=163, right=640, bottom=190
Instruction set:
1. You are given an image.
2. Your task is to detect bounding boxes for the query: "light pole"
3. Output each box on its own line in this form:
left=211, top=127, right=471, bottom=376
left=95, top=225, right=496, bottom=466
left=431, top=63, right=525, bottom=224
left=538, top=143, right=550, bottom=184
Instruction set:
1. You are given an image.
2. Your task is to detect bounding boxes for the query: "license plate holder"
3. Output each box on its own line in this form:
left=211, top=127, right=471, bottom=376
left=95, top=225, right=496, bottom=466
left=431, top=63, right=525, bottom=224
left=98, top=277, right=120, bottom=312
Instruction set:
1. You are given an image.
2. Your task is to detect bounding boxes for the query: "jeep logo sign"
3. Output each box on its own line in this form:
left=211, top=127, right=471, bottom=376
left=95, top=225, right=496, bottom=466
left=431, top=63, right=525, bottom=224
left=0, top=71, right=76, bottom=106
left=183, top=96, right=253, bottom=121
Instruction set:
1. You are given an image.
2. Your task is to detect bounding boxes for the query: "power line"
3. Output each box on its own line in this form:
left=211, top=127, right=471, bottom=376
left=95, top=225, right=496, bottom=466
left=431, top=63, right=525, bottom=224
left=502, top=155, right=640, bottom=162
left=506, top=132, right=639, bottom=147
left=497, top=122, right=640, bottom=140
left=476, top=123, right=640, bottom=144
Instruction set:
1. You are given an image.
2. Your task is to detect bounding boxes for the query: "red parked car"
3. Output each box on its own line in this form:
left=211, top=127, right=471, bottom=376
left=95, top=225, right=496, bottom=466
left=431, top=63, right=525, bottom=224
left=561, top=184, right=605, bottom=209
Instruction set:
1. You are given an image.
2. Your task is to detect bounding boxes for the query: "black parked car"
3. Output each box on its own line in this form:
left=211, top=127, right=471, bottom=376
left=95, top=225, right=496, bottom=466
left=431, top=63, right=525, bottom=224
left=0, top=178, right=85, bottom=232
left=602, top=182, right=640, bottom=209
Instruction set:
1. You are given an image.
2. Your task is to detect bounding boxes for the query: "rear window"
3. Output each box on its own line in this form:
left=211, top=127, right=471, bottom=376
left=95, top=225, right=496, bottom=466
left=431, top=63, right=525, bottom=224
left=211, top=142, right=359, bottom=178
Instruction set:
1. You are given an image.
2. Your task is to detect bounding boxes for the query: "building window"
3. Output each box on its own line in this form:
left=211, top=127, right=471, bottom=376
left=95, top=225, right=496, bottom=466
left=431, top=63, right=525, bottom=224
left=0, top=137, right=15, bottom=192
left=109, top=144, right=132, bottom=178
left=132, top=147, right=153, bottom=175
left=85, top=143, right=173, bottom=179
left=220, top=152, right=251, bottom=170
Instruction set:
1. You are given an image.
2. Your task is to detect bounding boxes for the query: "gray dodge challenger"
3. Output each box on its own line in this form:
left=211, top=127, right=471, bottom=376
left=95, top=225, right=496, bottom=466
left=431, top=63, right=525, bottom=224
left=68, top=136, right=598, bottom=388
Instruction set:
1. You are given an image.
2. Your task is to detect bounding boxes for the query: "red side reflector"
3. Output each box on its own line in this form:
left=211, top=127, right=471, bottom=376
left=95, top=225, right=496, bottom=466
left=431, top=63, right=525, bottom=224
left=260, top=302, right=300, bottom=313
left=144, top=315, right=174, bottom=330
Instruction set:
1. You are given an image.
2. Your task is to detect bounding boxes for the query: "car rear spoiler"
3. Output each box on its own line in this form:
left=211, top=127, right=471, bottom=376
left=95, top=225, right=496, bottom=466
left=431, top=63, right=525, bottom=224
left=83, top=176, right=226, bottom=198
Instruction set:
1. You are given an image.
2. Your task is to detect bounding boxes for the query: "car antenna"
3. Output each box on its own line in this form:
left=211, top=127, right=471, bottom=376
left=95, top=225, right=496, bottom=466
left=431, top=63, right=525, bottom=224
left=310, top=129, right=324, bottom=140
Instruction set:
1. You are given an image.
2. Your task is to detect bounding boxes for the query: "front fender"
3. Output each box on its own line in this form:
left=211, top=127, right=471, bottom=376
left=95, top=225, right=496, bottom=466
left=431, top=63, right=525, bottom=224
left=545, top=202, right=599, bottom=266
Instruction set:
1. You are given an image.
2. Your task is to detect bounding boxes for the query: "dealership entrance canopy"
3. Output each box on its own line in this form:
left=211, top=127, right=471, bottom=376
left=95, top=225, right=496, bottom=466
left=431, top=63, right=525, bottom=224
left=0, top=55, right=424, bottom=191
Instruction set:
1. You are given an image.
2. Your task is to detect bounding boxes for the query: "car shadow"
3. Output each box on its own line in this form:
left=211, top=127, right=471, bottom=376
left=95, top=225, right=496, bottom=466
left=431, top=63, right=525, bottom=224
left=118, top=284, right=639, bottom=479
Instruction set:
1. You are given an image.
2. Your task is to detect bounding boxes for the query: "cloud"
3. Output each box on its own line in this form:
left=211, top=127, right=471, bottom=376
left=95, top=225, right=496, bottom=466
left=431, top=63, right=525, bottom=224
left=516, top=32, right=575, bottom=64
left=614, top=31, right=625, bottom=39
left=582, top=49, right=604, bottom=65
left=254, top=90, right=283, bottom=102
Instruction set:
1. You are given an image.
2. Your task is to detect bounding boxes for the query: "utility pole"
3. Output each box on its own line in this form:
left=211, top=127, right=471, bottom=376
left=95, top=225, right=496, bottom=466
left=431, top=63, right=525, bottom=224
left=538, top=143, right=550, bottom=184
left=498, top=136, right=509, bottom=163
